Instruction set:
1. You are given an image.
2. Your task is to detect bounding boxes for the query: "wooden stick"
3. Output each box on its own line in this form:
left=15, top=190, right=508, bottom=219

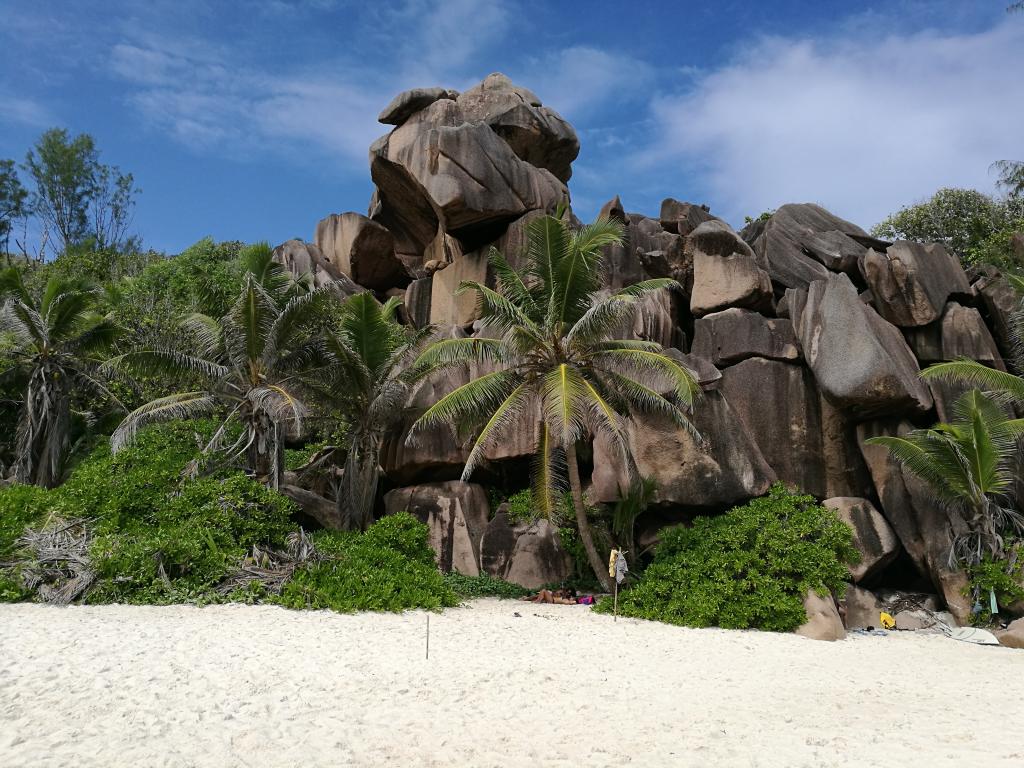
left=614, top=578, right=618, bottom=622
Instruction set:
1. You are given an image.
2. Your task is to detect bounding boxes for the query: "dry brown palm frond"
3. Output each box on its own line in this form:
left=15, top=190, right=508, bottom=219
left=17, top=517, right=95, bottom=604
left=216, top=528, right=319, bottom=595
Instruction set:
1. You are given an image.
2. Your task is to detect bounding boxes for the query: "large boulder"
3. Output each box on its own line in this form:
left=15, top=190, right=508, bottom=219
left=370, top=96, right=567, bottom=259
left=378, top=87, right=457, bottom=126
left=479, top=512, right=571, bottom=589
left=973, top=271, right=1021, bottom=354
left=659, top=198, right=717, bottom=236
left=823, top=497, right=900, bottom=583
left=383, top=481, right=490, bottom=575
left=742, top=203, right=871, bottom=289
left=456, top=73, right=579, bottom=183
left=795, top=590, right=846, bottom=641
left=609, top=287, right=685, bottom=350
left=314, top=212, right=406, bottom=290
left=430, top=248, right=489, bottom=326
left=995, top=617, right=1024, bottom=649
left=272, top=239, right=360, bottom=292
left=788, top=273, right=933, bottom=416
left=600, top=211, right=689, bottom=292
left=857, top=420, right=972, bottom=624
left=842, top=585, right=882, bottom=630
left=591, top=390, right=776, bottom=508
left=860, top=241, right=971, bottom=327
left=903, top=301, right=1005, bottom=370
left=688, top=221, right=773, bottom=316
left=719, top=358, right=868, bottom=498
left=691, top=309, right=800, bottom=366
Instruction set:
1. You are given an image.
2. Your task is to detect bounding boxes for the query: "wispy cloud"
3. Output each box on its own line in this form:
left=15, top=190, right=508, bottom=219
left=640, top=19, right=1024, bottom=228
left=0, top=93, right=55, bottom=128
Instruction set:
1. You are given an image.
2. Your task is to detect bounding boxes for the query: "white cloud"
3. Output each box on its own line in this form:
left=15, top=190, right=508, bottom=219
left=517, top=46, right=653, bottom=120
left=642, top=20, right=1024, bottom=228
left=0, top=93, right=54, bottom=127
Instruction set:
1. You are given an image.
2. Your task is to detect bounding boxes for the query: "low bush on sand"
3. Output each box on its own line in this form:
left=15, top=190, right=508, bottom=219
left=597, top=484, right=857, bottom=631
left=0, top=424, right=462, bottom=613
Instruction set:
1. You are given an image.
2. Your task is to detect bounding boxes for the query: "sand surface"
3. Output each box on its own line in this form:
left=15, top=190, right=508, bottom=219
left=1, top=599, right=1022, bottom=767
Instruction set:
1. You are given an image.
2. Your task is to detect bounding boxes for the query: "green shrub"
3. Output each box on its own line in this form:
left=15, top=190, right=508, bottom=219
left=598, top=484, right=857, bottom=631
left=0, top=483, right=51, bottom=559
left=275, top=513, right=458, bottom=613
left=967, top=548, right=1024, bottom=624
left=445, top=572, right=528, bottom=599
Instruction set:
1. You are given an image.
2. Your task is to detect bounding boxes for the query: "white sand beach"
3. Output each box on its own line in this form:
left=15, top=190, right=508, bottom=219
left=1, top=599, right=1022, bottom=768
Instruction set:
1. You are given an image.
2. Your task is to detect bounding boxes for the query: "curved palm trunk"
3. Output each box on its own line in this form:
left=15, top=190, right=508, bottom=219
left=565, top=441, right=614, bottom=593
left=247, top=413, right=282, bottom=489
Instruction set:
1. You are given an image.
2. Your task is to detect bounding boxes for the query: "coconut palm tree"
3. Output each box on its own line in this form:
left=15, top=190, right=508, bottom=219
left=0, top=269, right=120, bottom=487
left=410, top=214, right=700, bottom=592
left=866, top=390, right=1024, bottom=567
left=108, top=258, right=338, bottom=489
left=309, top=292, right=430, bottom=530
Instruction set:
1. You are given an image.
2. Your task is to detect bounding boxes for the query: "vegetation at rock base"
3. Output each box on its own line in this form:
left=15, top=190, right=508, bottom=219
left=410, top=212, right=699, bottom=592
left=596, top=485, right=857, bottom=632
left=967, top=549, right=1024, bottom=624
left=443, top=572, right=529, bottom=599
left=867, top=391, right=1024, bottom=568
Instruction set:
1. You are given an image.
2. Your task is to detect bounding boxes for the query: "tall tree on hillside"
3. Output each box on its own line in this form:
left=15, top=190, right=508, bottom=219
left=108, top=246, right=329, bottom=489
left=0, top=160, right=28, bottom=257
left=866, top=390, right=1024, bottom=567
left=0, top=269, right=120, bottom=487
left=24, top=128, right=139, bottom=253
left=411, top=214, right=700, bottom=591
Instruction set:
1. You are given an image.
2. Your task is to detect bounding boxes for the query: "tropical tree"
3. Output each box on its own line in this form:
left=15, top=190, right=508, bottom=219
left=309, top=292, right=430, bottom=530
left=410, top=214, right=700, bottom=591
left=865, top=390, right=1024, bottom=567
left=0, top=159, right=28, bottom=256
left=0, top=269, right=120, bottom=487
left=108, top=246, right=331, bottom=489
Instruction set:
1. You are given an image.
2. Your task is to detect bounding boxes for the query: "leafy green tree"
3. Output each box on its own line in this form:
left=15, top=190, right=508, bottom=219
left=866, top=390, right=1024, bottom=567
left=411, top=214, right=699, bottom=591
left=871, top=188, right=1024, bottom=268
left=24, top=128, right=139, bottom=253
left=108, top=247, right=332, bottom=489
left=0, top=160, right=28, bottom=256
left=994, top=160, right=1024, bottom=200
left=311, top=292, right=428, bottom=530
left=0, top=269, right=120, bottom=487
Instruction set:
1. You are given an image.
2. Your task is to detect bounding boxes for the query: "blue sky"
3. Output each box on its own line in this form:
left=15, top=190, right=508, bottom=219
left=1, top=1, right=1021, bottom=254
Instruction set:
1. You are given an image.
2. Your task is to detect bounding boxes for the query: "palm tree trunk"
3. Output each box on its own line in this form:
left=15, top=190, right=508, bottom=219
left=339, top=433, right=380, bottom=531
left=565, top=441, right=614, bottom=593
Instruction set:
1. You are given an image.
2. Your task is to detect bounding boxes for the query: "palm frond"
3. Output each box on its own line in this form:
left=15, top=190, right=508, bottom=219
left=461, top=383, right=532, bottom=480
left=410, top=369, right=519, bottom=435
left=411, top=336, right=505, bottom=377
left=180, top=313, right=224, bottom=359
left=111, top=393, right=219, bottom=453
left=590, top=347, right=700, bottom=407
left=487, top=246, right=540, bottom=321
left=532, top=422, right=567, bottom=521
left=541, top=364, right=590, bottom=447
left=103, top=348, right=229, bottom=381
left=922, top=359, right=1024, bottom=403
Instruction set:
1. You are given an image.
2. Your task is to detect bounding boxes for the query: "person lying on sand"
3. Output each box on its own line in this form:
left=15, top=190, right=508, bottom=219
left=521, top=588, right=577, bottom=604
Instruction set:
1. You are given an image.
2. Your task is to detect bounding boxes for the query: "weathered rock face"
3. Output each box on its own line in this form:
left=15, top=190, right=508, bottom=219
left=719, top=358, right=868, bottom=498
left=591, top=391, right=776, bottom=508
left=823, top=497, right=900, bottom=583
left=479, top=512, right=571, bottom=588
left=314, top=212, right=406, bottom=290
left=857, top=420, right=972, bottom=625
left=378, top=87, right=458, bottom=126
left=842, top=585, right=882, bottom=630
left=973, top=271, right=1021, bottom=354
left=457, top=73, right=579, bottom=183
left=691, top=309, right=800, bottom=366
left=860, top=241, right=971, bottom=327
left=903, top=302, right=1005, bottom=370
left=689, top=220, right=772, bottom=316
left=660, top=198, right=717, bottom=236
left=789, top=273, right=933, bottom=416
left=430, top=248, right=489, bottom=326
left=795, top=590, right=845, bottom=641
left=369, top=76, right=572, bottom=268
left=742, top=203, right=871, bottom=289
left=272, top=239, right=359, bottom=291
left=383, top=481, right=490, bottom=575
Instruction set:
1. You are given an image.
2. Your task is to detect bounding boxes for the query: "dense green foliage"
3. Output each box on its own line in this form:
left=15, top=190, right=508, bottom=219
left=871, top=188, right=1024, bottom=271
left=276, top=514, right=459, bottom=612
left=598, top=485, right=857, bottom=631
left=967, top=548, right=1024, bottom=624
left=444, top=572, right=529, bottom=599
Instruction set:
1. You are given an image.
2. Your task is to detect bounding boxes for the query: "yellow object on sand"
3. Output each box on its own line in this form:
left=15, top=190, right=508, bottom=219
left=880, top=612, right=895, bottom=630
left=608, top=550, right=618, bottom=579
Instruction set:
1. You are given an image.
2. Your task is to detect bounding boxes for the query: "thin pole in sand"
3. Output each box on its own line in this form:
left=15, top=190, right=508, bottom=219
left=614, top=579, right=618, bottom=622
left=426, top=614, right=430, bottom=660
